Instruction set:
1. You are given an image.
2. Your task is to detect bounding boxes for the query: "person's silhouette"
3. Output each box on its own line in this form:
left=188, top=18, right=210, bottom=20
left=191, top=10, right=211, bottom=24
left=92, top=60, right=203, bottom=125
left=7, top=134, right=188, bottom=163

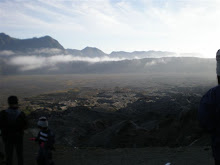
left=199, top=50, right=220, bottom=165
left=0, top=96, right=28, bottom=165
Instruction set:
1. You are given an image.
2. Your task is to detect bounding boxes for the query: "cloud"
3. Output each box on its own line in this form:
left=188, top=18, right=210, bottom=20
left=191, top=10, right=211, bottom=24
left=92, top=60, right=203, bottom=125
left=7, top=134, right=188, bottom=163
left=144, top=58, right=169, bottom=67
left=0, top=50, right=15, bottom=56
left=179, top=53, right=204, bottom=58
left=9, top=56, right=47, bottom=71
left=8, top=55, right=126, bottom=71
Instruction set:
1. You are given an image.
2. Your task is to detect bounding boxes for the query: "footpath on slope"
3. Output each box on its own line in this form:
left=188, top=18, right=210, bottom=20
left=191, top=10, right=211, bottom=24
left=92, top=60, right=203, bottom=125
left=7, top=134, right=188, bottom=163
left=20, top=131, right=214, bottom=165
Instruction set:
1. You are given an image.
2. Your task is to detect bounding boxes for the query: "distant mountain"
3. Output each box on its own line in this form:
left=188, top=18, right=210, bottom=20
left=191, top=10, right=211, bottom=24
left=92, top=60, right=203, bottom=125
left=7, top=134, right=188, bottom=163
left=81, top=47, right=107, bottom=57
left=65, top=48, right=176, bottom=59
left=65, top=49, right=82, bottom=56
left=0, top=33, right=64, bottom=51
left=66, top=47, right=107, bottom=57
left=110, top=50, right=177, bottom=59
left=0, top=33, right=186, bottom=59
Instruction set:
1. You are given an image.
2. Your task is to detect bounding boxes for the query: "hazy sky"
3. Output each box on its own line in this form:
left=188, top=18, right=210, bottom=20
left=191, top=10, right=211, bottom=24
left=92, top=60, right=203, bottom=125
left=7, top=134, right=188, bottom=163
left=1, top=0, right=220, bottom=57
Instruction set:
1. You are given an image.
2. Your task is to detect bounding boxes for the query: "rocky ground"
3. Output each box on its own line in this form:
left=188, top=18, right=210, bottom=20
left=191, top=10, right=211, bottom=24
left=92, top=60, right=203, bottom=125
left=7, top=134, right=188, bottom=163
left=0, top=131, right=214, bottom=165
left=0, top=74, right=217, bottom=164
left=23, top=131, right=214, bottom=165
left=25, top=86, right=208, bottom=149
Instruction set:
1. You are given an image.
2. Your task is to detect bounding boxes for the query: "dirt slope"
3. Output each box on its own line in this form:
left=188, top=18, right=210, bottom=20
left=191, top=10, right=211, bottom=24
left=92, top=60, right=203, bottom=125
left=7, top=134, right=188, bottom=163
left=22, top=132, right=214, bottom=165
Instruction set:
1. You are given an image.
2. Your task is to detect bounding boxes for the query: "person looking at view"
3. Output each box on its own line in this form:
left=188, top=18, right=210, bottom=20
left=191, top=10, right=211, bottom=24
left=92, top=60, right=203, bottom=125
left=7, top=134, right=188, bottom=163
left=198, top=50, right=220, bottom=165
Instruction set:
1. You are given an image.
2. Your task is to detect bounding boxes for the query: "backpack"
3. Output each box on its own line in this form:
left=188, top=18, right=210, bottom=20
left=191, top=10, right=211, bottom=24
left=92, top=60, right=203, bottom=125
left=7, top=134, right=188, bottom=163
left=0, top=109, right=27, bottom=137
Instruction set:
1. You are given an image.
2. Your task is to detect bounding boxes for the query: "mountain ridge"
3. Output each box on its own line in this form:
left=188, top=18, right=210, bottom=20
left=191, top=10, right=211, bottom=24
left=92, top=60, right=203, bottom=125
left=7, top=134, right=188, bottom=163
left=0, top=33, right=64, bottom=51
left=0, top=33, right=181, bottom=58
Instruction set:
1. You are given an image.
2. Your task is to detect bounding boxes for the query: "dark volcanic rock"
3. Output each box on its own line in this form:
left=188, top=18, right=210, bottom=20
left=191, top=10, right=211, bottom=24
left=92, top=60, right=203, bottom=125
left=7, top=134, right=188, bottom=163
left=27, top=88, right=207, bottom=148
left=87, top=120, right=147, bottom=148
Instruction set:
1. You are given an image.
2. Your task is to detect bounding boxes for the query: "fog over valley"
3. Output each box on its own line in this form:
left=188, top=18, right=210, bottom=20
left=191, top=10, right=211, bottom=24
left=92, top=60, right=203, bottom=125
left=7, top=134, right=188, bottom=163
left=0, top=33, right=215, bottom=75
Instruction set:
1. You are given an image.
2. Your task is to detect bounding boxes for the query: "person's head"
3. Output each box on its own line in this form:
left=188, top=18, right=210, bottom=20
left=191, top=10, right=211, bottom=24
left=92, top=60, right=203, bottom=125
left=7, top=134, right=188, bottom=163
left=37, top=116, right=48, bottom=130
left=8, top=96, right=19, bottom=109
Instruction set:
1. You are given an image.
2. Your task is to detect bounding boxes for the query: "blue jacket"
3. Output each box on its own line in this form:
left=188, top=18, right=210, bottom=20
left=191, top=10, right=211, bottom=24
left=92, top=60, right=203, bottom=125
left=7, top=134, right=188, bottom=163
left=198, top=85, right=220, bottom=159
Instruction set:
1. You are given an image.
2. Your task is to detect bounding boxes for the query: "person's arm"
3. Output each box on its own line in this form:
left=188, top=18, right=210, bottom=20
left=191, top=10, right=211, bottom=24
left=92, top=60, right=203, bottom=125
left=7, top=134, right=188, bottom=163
left=29, top=132, right=40, bottom=142
left=0, top=111, right=4, bottom=130
left=21, top=112, right=28, bottom=130
left=198, top=87, right=217, bottom=132
left=0, top=110, right=6, bottom=130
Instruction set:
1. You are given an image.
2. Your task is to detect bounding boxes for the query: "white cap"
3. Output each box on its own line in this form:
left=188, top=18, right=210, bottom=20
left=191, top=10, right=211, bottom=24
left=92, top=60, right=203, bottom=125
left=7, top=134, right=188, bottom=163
left=37, top=116, right=48, bottom=128
left=216, top=49, right=220, bottom=76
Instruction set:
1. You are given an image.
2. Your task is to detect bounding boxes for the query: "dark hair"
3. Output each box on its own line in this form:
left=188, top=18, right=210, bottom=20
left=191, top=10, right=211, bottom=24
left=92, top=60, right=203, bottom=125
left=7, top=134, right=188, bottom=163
left=8, top=96, right=18, bottom=105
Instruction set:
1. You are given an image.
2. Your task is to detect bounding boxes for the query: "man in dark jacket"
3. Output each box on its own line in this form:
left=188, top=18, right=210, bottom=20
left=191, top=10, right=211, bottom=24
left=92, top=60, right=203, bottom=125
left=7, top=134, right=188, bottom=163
left=0, top=96, right=28, bottom=165
left=198, top=50, right=220, bottom=165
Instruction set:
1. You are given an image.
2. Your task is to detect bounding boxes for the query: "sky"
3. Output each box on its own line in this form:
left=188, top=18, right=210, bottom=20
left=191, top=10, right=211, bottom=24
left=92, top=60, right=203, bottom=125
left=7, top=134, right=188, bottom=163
left=1, top=0, right=220, bottom=58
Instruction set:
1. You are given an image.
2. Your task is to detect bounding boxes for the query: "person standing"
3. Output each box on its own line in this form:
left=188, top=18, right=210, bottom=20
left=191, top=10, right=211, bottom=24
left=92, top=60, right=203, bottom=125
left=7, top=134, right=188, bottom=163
left=198, top=50, right=220, bottom=165
left=35, top=116, right=55, bottom=165
left=0, top=96, right=28, bottom=165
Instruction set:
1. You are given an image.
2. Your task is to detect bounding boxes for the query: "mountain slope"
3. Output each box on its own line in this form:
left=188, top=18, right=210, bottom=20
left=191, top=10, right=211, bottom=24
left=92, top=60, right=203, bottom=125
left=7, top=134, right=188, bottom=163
left=81, top=47, right=107, bottom=57
left=0, top=33, right=64, bottom=51
left=66, top=47, right=107, bottom=57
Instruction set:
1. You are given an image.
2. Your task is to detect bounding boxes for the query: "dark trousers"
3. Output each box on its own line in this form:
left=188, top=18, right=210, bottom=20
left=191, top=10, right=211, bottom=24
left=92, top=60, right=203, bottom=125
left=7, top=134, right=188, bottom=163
left=3, top=135, right=23, bottom=165
left=37, top=147, right=54, bottom=165
left=215, top=159, right=220, bottom=165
